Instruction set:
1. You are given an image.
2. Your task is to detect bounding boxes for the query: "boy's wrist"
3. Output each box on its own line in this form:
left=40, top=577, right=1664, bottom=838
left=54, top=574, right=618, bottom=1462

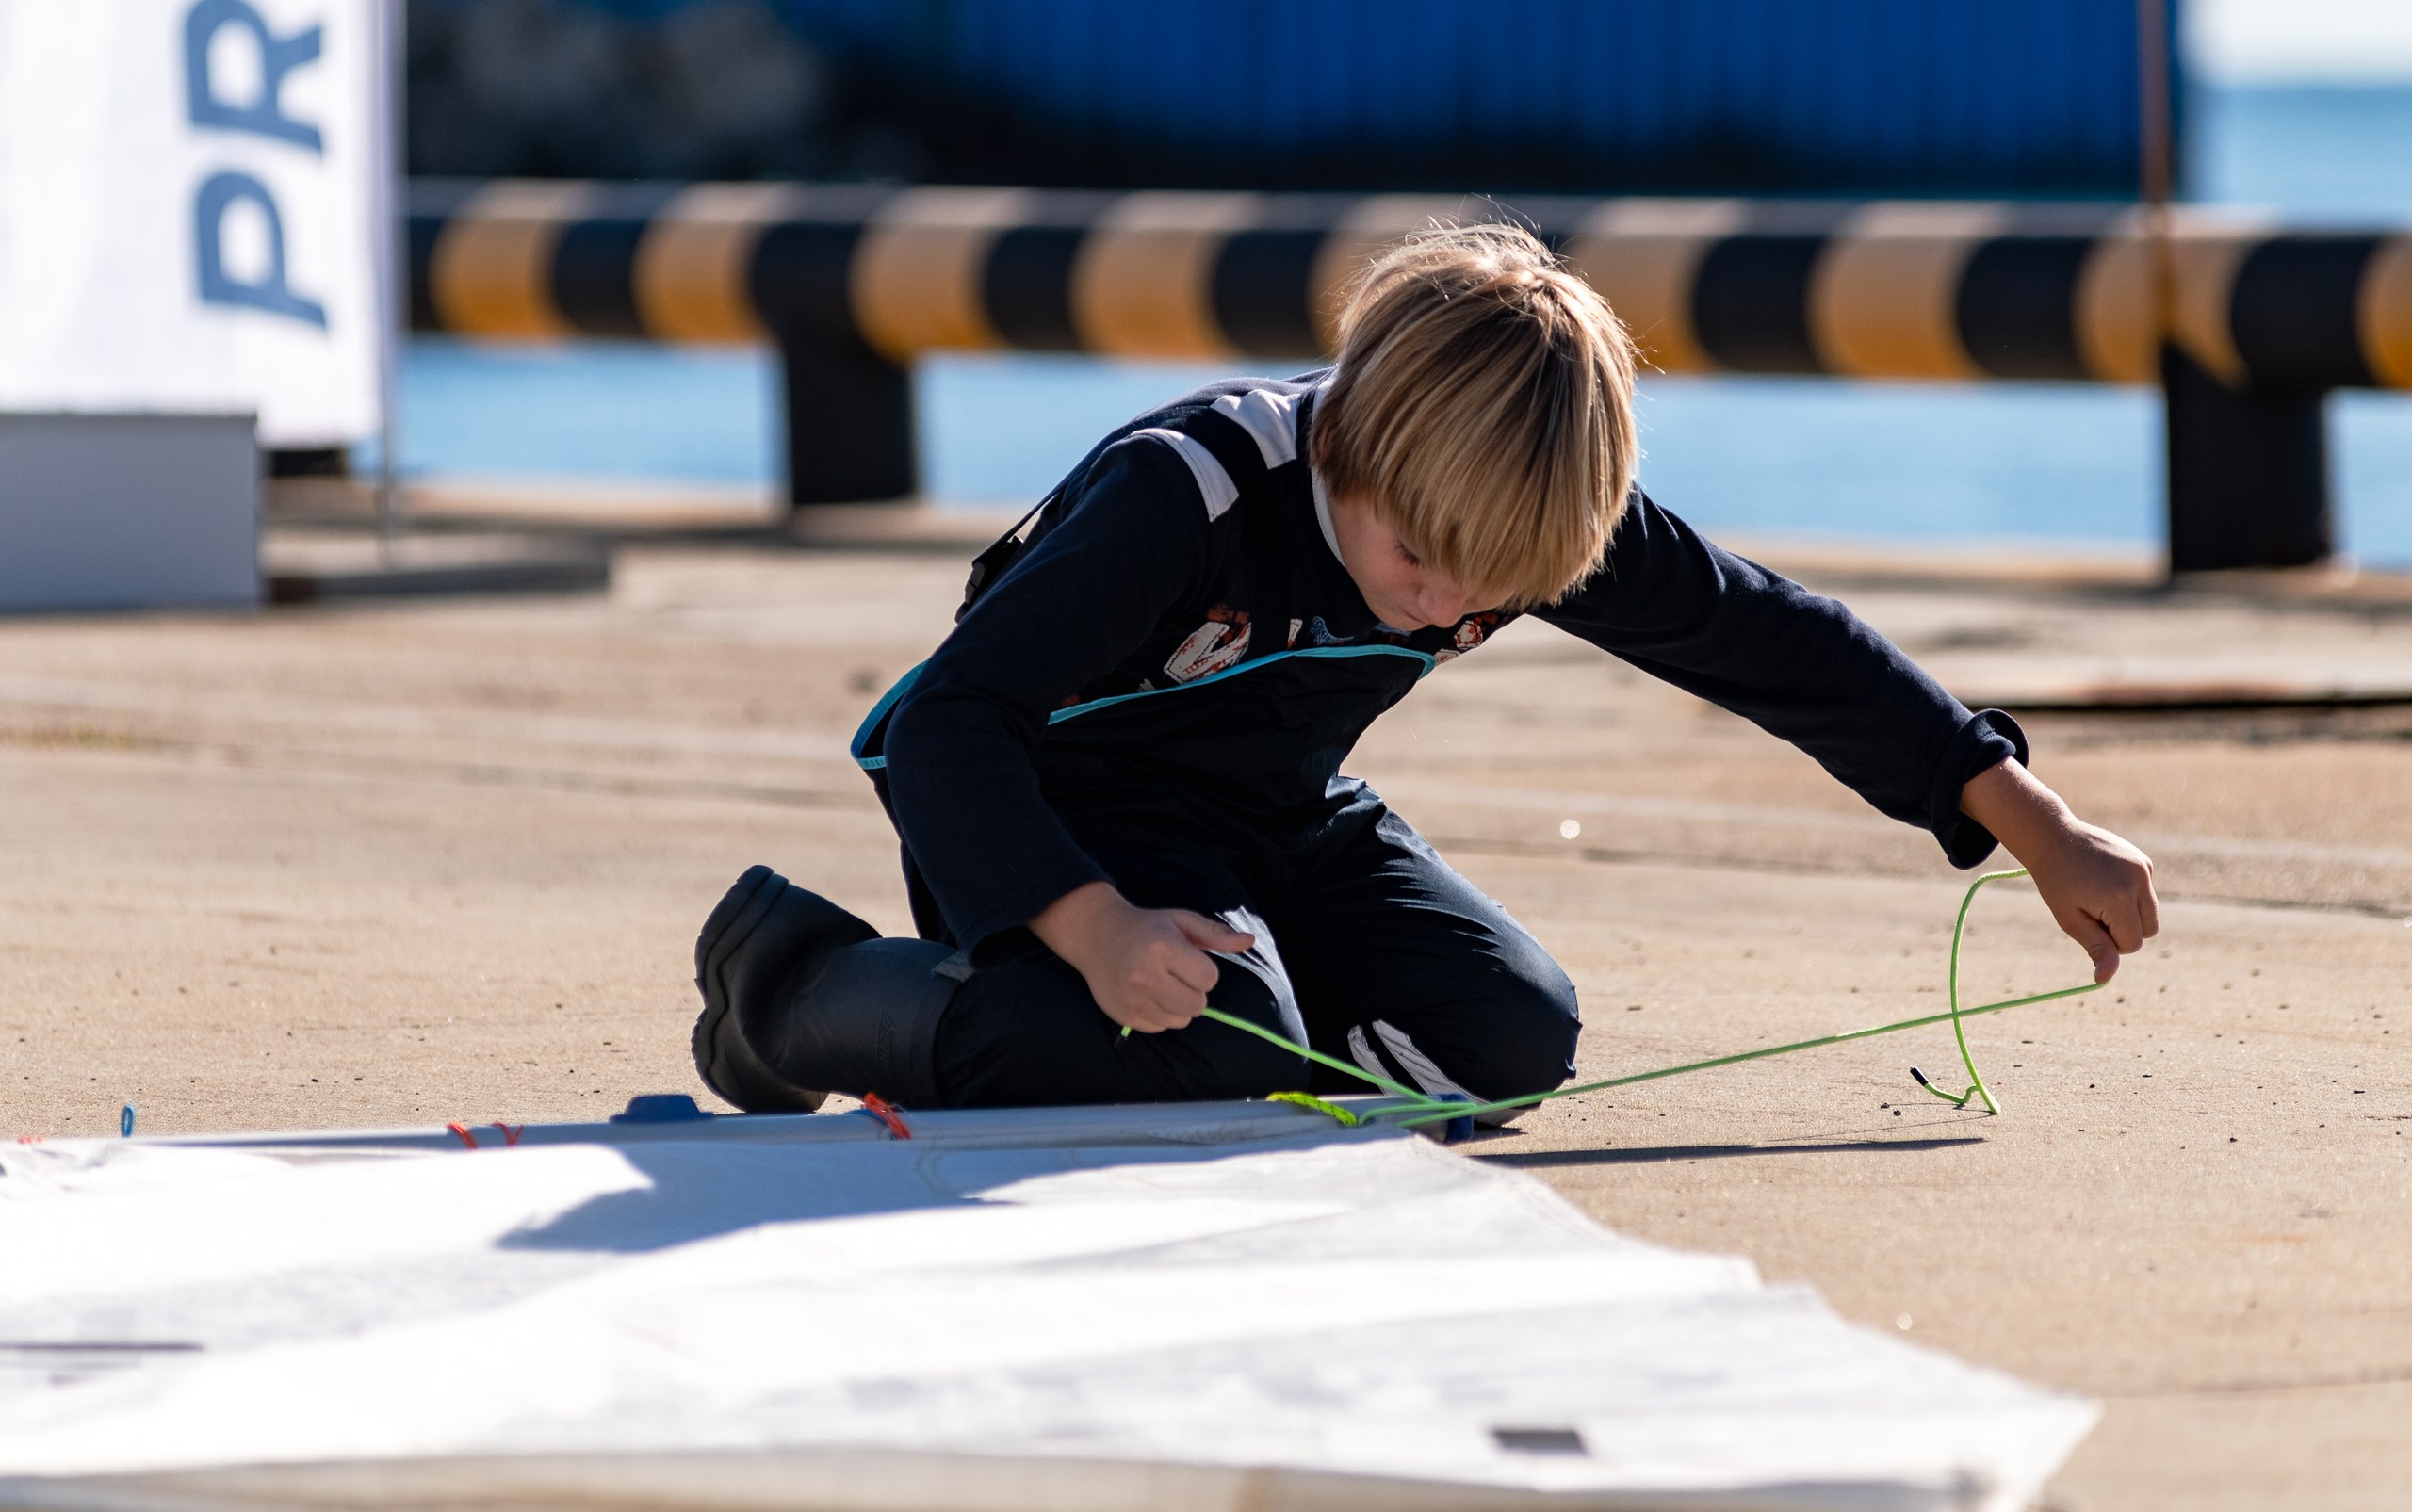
left=1029, top=881, right=1131, bottom=972
left=1958, top=756, right=2075, bottom=862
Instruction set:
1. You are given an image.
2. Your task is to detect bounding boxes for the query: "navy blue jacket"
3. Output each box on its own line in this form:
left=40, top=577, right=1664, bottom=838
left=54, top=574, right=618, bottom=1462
left=859, top=374, right=2025, bottom=960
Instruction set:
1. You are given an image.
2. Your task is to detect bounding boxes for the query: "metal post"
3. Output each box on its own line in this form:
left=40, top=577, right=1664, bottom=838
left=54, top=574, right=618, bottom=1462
left=779, top=335, right=917, bottom=506
left=2138, top=0, right=2190, bottom=576
left=2138, top=0, right=2336, bottom=572
left=2161, top=349, right=2333, bottom=572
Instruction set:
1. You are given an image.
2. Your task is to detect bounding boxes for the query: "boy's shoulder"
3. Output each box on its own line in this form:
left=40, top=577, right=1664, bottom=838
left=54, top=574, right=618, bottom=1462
left=1084, top=370, right=1329, bottom=475
left=1067, top=370, right=1330, bottom=523
left=1122, top=370, right=1328, bottom=434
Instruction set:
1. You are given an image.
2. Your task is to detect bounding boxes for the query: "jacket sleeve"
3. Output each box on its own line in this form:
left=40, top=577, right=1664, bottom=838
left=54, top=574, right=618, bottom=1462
left=882, top=437, right=1218, bottom=959
left=1533, top=491, right=2027, bottom=867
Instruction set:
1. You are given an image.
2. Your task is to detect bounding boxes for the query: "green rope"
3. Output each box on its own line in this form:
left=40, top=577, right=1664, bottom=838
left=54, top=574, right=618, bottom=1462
left=1198, top=867, right=2098, bottom=1130
left=1196, top=1007, right=1449, bottom=1108
left=1910, top=867, right=2034, bottom=1113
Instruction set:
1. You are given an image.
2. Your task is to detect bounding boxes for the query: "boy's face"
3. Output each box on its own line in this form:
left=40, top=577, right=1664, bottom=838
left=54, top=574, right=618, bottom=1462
left=1328, top=494, right=1493, bottom=631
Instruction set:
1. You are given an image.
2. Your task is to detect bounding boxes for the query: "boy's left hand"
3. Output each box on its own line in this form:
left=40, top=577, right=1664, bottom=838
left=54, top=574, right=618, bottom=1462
left=1961, top=758, right=2159, bottom=983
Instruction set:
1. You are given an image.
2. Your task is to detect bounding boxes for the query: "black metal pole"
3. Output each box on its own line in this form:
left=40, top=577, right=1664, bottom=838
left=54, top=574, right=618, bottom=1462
left=2161, top=349, right=2333, bottom=571
left=2138, top=0, right=2336, bottom=572
left=777, top=334, right=917, bottom=506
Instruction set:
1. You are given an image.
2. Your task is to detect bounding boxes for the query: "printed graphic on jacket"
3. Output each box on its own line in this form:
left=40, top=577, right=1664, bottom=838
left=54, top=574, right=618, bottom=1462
left=1164, top=609, right=1307, bottom=683
left=1164, top=606, right=1250, bottom=683
left=1434, top=610, right=1509, bottom=661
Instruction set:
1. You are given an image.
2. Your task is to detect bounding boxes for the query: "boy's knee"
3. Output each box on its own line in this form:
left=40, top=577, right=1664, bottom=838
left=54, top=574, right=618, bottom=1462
left=1524, top=957, right=1582, bottom=1040
left=1482, top=950, right=1581, bottom=1096
left=1413, top=961, right=1579, bottom=1114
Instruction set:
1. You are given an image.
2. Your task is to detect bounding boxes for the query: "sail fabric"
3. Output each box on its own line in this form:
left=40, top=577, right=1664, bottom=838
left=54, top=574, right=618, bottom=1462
left=0, top=1109, right=2093, bottom=1510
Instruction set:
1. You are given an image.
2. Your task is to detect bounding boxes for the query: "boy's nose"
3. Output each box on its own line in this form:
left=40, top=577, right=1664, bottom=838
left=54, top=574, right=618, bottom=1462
left=1420, top=584, right=1481, bottom=625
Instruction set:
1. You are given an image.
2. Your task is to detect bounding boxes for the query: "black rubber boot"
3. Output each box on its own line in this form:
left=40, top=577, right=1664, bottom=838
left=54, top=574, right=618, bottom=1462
left=692, top=865, right=956, bottom=1112
left=756, top=935, right=955, bottom=1108
left=693, top=865, right=880, bottom=1113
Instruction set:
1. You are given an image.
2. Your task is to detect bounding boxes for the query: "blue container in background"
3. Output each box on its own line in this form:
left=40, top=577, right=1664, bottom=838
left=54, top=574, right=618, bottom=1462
left=762, top=0, right=2173, bottom=197
left=425, top=0, right=2174, bottom=195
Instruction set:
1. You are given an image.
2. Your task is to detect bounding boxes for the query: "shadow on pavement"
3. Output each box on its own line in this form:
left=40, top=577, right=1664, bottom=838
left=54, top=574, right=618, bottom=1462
left=1475, top=1137, right=1985, bottom=1168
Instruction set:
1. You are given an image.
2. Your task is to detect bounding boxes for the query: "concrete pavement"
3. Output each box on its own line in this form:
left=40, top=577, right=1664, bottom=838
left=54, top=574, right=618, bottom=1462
left=2, top=531, right=2406, bottom=1510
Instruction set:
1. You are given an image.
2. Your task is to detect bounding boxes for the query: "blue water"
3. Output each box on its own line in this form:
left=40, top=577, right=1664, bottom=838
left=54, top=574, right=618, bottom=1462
left=398, top=342, right=784, bottom=483
left=388, top=84, right=2412, bottom=564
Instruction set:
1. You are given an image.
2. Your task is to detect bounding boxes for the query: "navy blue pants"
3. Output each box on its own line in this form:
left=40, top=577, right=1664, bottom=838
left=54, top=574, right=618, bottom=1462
left=928, top=793, right=1581, bottom=1111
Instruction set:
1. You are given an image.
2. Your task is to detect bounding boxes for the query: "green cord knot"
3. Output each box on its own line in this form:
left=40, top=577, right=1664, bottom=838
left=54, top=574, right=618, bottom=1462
left=1266, top=1091, right=1361, bottom=1127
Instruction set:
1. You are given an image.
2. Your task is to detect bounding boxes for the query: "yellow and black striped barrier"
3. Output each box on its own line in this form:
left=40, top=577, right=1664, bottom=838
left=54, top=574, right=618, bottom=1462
left=411, top=179, right=2412, bottom=570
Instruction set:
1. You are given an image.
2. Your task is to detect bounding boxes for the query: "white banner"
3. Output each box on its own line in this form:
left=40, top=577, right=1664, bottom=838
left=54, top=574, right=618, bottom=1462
left=0, top=0, right=389, bottom=447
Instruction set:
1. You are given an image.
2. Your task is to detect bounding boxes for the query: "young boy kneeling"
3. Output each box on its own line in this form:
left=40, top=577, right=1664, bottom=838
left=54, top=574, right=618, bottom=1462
left=692, top=224, right=2159, bottom=1116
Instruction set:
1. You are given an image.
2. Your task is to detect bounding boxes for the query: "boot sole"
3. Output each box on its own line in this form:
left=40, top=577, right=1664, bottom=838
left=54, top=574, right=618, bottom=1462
left=692, top=866, right=828, bottom=1114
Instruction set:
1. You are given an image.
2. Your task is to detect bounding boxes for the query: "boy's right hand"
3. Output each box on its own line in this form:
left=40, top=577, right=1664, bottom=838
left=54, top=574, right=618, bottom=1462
left=1029, top=881, right=1256, bottom=1033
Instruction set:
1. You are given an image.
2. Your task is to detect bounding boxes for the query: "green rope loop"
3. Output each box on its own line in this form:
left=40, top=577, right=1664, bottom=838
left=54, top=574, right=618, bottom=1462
left=1199, top=868, right=2099, bottom=1130
left=1907, top=867, right=2038, bottom=1113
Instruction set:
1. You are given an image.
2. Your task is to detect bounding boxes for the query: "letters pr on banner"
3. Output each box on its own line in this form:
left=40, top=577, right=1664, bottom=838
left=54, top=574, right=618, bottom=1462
left=0, top=0, right=388, bottom=447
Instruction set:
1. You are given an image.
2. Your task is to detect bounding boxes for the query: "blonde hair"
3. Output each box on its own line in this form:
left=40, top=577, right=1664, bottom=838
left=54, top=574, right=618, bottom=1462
left=1312, top=222, right=1638, bottom=610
